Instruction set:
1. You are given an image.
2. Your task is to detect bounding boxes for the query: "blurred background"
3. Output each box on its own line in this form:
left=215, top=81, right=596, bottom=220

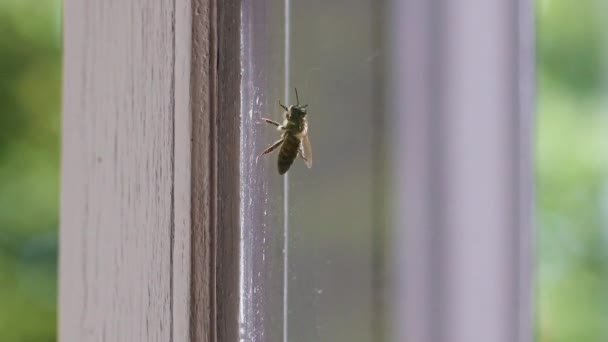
left=0, top=0, right=607, bottom=341
left=0, top=0, right=61, bottom=340
left=536, top=1, right=608, bottom=341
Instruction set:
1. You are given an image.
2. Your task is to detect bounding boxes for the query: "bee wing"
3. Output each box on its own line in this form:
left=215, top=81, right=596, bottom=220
left=301, top=135, right=313, bottom=168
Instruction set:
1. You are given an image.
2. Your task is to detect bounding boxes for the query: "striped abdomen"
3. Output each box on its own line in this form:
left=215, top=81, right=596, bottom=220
left=278, top=134, right=300, bottom=175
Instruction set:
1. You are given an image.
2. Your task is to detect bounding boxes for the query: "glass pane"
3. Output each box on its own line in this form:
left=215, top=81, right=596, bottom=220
left=537, top=0, right=608, bottom=340
left=240, top=0, right=286, bottom=340
left=240, top=0, right=386, bottom=341
left=287, top=0, right=384, bottom=341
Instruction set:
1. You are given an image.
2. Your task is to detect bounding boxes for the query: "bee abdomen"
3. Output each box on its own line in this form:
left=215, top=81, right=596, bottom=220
left=278, top=135, right=300, bottom=175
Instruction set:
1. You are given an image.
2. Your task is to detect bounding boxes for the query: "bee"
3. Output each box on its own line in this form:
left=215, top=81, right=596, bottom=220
left=258, top=88, right=313, bottom=175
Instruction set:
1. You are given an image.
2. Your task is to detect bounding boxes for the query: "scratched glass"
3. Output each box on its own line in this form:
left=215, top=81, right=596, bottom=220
left=240, top=0, right=387, bottom=341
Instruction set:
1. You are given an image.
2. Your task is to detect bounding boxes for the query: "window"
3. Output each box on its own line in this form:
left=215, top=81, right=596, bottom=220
left=59, top=0, right=534, bottom=341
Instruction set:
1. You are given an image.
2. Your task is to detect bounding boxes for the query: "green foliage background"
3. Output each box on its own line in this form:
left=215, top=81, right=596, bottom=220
left=536, top=1, right=608, bottom=341
left=0, top=0, right=606, bottom=340
left=0, top=0, right=61, bottom=340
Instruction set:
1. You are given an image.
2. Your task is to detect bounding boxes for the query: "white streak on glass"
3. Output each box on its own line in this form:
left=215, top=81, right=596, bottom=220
left=283, top=0, right=291, bottom=341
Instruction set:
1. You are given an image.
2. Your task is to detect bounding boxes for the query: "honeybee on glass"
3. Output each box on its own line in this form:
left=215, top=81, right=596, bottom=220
left=258, top=88, right=313, bottom=175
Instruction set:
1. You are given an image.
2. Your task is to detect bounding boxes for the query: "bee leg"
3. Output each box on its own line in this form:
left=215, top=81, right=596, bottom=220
left=261, top=118, right=281, bottom=127
left=257, top=139, right=284, bottom=161
left=261, top=118, right=287, bottom=132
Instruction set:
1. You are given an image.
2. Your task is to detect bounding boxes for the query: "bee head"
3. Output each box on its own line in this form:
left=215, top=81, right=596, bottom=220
left=279, top=88, right=308, bottom=119
left=289, top=105, right=307, bottom=118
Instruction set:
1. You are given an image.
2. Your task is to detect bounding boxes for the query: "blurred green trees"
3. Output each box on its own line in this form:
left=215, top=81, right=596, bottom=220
left=0, top=0, right=61, bottom=340
left=537, top=0, right=608, bottom=341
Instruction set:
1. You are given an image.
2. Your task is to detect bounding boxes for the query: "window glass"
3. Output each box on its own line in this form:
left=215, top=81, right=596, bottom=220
left=240, top=0, right=386, bottom=341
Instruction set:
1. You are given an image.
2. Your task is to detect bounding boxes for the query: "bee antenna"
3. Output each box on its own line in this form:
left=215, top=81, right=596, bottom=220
left=278, top=99, right=288, bottom=111
left=294, top=88, right=300, bottom=106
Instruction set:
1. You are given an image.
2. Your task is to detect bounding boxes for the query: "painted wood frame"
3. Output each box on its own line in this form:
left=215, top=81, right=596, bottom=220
left=60, top=0, right=240, bottom=341
left=389, top=0, right=535, bottom=341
